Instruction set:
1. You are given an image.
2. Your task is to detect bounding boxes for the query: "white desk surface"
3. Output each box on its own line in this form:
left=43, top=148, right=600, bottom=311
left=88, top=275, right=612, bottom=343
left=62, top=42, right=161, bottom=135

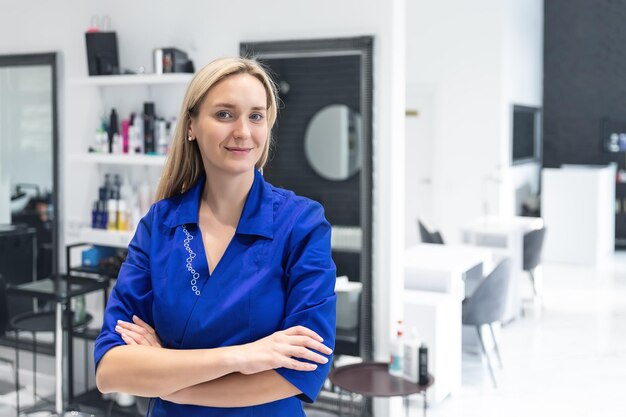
left=461, top=215, right=544, bottom=235
left=405, top=243, right=494, bottom=273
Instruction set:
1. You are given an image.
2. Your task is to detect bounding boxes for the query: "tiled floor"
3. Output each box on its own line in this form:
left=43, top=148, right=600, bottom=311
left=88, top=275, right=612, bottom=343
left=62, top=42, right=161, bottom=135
left=417, top=253, right=626, bottom=417
left=2, top=253, right=626, bottom=417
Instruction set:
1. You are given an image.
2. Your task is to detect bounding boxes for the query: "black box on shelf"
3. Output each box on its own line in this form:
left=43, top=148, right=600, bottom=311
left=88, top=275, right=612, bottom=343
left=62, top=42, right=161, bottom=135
left=85, top=31, right=120, bottom=76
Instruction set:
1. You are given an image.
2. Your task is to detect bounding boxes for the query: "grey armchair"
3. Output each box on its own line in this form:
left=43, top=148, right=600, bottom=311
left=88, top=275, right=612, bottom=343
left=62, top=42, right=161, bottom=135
left=523, top=227, right=547, bottom=297
left=462, top=258, right=512, bottom=388
left=417, top=220, right=444, bottom=244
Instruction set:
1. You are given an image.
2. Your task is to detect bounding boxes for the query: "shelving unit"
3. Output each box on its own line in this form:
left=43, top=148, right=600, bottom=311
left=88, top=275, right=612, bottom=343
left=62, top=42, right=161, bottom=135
left=69, top=73, right=193, bottom=86
left=69, top=153, right=166, bottom=166
left=77, top=228, right=133, bottom=248
left=65, top=73, right=188, bottom=255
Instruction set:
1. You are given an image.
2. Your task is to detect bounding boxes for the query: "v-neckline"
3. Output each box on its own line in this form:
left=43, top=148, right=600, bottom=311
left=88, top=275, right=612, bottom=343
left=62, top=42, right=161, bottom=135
left=196, top=224, right=237, bottom=277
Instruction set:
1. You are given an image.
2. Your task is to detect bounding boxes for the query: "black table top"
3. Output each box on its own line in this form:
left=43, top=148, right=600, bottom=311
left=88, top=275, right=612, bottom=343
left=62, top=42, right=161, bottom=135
left=329, top=362, right=434, bottom=397
left=6, top=275, right=108, bottom=301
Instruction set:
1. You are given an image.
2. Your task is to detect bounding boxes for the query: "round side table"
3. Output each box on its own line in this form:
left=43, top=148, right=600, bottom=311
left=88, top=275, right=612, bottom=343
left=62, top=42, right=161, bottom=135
left=328, top=362, right=434, bottom=417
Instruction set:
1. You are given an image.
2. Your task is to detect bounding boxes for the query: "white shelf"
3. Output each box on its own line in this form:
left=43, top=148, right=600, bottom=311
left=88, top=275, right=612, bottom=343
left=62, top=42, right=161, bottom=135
left=69, top=73, right=193, bottom=86
left=78, top=228, right=133, bottom=248
left=69, top=153, right=166, bottom=166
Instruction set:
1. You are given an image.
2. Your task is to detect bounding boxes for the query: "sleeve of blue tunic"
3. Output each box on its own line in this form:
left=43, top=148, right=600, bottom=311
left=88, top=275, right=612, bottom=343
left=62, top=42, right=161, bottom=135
left=275, top=201, right=337, bottom=403
left=93, top=205, right=155, bottom=369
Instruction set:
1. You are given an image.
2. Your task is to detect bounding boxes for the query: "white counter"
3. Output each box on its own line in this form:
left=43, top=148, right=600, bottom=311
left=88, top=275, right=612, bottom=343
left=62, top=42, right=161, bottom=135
left=541, top=164, right=615, bottom=266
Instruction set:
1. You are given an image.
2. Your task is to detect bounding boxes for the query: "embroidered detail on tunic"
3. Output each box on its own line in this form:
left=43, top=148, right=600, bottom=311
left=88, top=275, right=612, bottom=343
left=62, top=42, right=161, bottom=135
left=182, top=224, right=201, bottom=296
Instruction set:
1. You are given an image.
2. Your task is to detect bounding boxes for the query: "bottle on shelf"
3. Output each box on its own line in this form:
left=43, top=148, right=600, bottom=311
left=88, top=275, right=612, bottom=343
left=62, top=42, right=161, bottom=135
left=107, top=108, right=119, bottom=154
left=389, top=319, right=404, bottom=377
left=402, top=327, right=421, bottom=383
left=418, top=343, right=429, bottom=385
left=143, top=102, right=156, bottom=154
left=121, top=119, right=130, bottom=154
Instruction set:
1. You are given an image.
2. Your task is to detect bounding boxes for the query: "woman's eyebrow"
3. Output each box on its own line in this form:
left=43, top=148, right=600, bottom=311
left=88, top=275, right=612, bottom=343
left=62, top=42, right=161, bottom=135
left=211, top=102, right=267, bottom=111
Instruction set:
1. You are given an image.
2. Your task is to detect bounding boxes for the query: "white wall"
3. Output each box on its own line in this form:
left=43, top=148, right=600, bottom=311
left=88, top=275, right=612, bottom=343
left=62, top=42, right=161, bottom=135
left=0, top=3, right=406, bottom=412
left=500, top=0, right=544, bottom=216
left=405, top=0, right=543, bottom=245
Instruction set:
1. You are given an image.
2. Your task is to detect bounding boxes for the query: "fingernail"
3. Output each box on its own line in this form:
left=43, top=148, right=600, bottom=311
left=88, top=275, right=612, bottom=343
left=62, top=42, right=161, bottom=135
left=115, top=326, right=121, bottom=331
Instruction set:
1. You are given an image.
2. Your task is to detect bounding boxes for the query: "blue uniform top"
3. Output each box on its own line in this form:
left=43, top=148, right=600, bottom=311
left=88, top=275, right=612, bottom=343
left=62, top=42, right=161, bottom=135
left=94, top=169, right=337, bottom=416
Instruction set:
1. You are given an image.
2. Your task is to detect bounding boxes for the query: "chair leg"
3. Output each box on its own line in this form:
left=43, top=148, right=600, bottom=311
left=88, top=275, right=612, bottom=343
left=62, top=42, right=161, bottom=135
left=529, top=270, right=537, bottom=296
left=32, top=331, right=37, bottom=407
left=488, top=324, right=503, bottom=369
left=15, top=330, right=20, bottom=416
left=476, top=326, right=497, bottom=388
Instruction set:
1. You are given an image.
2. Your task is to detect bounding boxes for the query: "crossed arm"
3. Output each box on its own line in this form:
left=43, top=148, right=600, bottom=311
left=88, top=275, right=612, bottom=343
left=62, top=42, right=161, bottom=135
left=95, top=316, right=332, bottom=407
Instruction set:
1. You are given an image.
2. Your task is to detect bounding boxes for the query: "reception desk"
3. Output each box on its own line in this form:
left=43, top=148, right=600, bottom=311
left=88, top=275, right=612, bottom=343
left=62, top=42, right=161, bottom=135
left=542, top=164, right=615, bottom=267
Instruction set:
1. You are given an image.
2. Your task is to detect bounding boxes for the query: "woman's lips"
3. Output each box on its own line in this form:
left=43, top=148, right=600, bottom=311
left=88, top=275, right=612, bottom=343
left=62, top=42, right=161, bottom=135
left=225, top=147, right=252, bottom=155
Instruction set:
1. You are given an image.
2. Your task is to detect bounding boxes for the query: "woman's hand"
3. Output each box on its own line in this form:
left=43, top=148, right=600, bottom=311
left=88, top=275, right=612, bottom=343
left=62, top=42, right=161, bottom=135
left=236, top=325, right=332, bottom=375
left=115, top=315, right=162, bottom=348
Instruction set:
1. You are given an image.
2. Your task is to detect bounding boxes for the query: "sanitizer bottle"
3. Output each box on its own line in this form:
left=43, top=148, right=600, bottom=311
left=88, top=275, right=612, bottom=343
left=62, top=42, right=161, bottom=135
left=389, top=320, right=404, bottom=377
left=402, top=328, right=421, bottom=383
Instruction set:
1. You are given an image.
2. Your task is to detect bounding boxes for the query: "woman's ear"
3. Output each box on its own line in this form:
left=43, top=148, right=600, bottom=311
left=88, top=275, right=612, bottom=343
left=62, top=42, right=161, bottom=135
left=187, top=118, right=195, bottom=141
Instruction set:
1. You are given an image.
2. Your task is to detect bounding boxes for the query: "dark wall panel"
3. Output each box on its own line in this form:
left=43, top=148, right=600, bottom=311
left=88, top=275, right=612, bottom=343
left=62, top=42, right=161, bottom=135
left=544, top=0, right=626, bottom=167
left=261, top=55, right=361, bottom=226
left=544, top=0, right=626, bottom=241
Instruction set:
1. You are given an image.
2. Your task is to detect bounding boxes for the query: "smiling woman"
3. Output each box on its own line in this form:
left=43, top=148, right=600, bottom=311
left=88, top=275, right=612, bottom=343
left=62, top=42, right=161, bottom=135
left=94, top=57, right=337, bottom=417
left=189, top=73, right=269, bottom=177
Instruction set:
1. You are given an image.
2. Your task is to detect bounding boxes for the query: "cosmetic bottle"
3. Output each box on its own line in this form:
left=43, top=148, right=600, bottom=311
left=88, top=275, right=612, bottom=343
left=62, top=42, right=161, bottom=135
left=418, top=343, right=429, bottom=385
left=108, top=108, right=119, bottom=154
left=91, top=201, right=99, bottom=229
left=157, top=118, right=168, bottom=155
left=131, top=192, right=141, bottom=232
left=119, top=176, right=132, bottom=231
left=117, top=199, right=128, bottom=231
left=98, top=186, right=109, bottom=229
left=138, top=179, right=151, bottom=215
left=107, top=189, right=118, bottom=231
left=143, top=102, right=156, bottom=154
left=133, top=113, right=145, bottom=154
left=402, top=328, right=421, bottom=383
left=121, top=120, right=129, bottom=154
left=389, top=320, right=404, bottom=377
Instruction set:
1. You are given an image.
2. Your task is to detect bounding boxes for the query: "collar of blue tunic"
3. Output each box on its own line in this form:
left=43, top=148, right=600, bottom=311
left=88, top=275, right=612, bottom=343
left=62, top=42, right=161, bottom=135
left=162, top=169, right=274, bottom=239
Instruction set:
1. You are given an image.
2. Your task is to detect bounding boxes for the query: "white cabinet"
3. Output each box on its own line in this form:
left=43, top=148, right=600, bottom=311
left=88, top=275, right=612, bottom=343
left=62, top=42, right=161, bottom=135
left=63, top=73, right=191, bottom=252
left=542, top=164, right=616, bottom=266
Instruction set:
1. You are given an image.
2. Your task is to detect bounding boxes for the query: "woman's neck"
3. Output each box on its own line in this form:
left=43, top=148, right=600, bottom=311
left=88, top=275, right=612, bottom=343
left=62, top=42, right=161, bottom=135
left=200, top=169, right=255, bottom=223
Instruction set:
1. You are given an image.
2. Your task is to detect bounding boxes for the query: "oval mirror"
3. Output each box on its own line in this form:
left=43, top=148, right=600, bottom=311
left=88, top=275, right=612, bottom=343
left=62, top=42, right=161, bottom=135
left=304, top=104, right=361, bottom=181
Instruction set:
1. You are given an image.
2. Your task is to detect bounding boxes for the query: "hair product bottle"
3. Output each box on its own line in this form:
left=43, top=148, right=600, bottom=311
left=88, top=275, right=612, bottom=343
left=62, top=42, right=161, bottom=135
left=418, top=343, right=429, bottom=385
left=402, top=328, right=420, bottom=383
left=143, top=102, right=156, bottom=154
left=389, top=320, right=404, bottom=377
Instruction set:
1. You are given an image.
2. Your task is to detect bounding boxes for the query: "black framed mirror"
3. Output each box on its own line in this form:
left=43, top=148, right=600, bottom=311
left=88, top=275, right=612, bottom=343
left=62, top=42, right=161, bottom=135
left=0, top=53, right=60, bottom=289
left=240, top=37, right=374, bottom=363
left=304, top=104, right=362, bottom=181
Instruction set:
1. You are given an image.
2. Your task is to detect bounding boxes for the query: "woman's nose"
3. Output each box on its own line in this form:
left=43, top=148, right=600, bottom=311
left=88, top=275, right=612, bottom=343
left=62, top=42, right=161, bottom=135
left=232, top=117, right=251, bottom=139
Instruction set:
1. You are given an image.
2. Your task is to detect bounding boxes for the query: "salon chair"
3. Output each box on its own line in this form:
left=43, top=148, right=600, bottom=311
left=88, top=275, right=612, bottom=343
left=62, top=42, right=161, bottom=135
left=0, top=274, right=92, bottom=415
left=522, top=227, right=547, bottom=297
left=462, top=258, right=512, bottom=388
left=417, top=220, right=444, bottom=244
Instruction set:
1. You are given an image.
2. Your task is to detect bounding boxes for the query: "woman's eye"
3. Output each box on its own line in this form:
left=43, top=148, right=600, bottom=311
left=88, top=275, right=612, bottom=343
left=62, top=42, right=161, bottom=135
left=216, top=111, right=232, bottom=119
left=250, top=113, right=264, bottom=121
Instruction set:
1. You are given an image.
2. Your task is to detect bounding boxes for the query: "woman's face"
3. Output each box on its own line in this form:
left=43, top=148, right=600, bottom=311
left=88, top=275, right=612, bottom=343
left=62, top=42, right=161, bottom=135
left=189, top=73, right=268, bottom=176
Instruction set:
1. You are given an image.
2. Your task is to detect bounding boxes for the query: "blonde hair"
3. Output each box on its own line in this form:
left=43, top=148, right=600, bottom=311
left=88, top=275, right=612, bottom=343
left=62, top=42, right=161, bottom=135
left=155, top=57, right=278, bottom=201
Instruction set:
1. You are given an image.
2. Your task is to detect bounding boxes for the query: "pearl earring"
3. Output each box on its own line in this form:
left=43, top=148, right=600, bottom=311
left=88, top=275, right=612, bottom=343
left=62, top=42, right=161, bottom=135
left=187, top=136, right=194, bottom=142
